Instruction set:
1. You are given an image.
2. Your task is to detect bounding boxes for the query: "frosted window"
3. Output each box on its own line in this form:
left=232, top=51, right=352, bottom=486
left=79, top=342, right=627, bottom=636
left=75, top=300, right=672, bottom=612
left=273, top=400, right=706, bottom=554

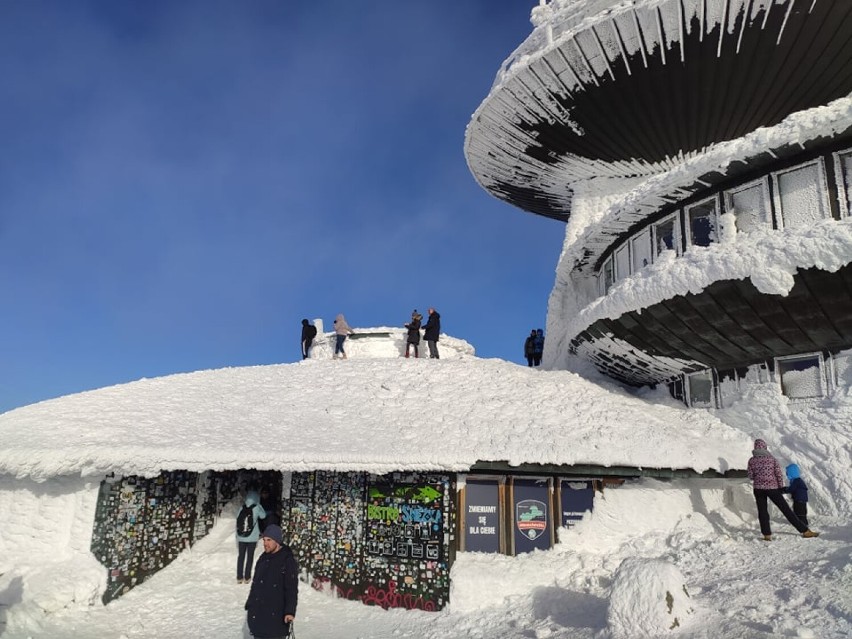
left=716, top=369, right=739, bottom=409
left=686, top=198, right=718, bottom=247
left=836, top=150, right=852, bottom=218
left=601, top=258, right=614, bottom=294
left=725, top=180, right=770, bottom=233
left=614, top=243, right=630, bottom=279
left=777, top=355, right=823, bottom=399
left=631, top=229, right=652, bottom=272
left=687, top=370, right=715, bottom=408
left=653, top=216, right=678, bottom=257
left=774, top=162, right=828, bottom=228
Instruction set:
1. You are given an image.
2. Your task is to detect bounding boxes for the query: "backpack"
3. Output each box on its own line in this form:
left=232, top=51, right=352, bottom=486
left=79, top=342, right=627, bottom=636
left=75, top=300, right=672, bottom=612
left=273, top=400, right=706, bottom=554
left=237, top=504, right=256, bottom=537
left=308, top=325, right=317, bottom=339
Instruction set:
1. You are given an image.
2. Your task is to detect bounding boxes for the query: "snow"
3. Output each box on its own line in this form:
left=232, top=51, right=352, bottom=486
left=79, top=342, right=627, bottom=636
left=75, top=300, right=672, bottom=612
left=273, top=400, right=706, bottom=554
left=1, top=347, right=851, bottom=638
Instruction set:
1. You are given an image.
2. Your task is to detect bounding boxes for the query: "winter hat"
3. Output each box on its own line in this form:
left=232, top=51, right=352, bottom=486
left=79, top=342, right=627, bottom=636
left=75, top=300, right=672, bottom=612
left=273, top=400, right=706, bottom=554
left=786, top=463, right=801, bottom=480
left=262, top=524, right=284, bottom=545
left=753, top=439, right=767, bottom=450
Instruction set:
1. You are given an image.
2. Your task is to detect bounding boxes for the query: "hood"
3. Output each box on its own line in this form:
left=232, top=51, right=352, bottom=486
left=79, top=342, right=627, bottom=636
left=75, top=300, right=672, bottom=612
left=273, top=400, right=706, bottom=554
left=753, top=439, right=768, bottom=450
left=244, top=490, right=260, bottom=507
left=786, top=463, right=801, bottom=480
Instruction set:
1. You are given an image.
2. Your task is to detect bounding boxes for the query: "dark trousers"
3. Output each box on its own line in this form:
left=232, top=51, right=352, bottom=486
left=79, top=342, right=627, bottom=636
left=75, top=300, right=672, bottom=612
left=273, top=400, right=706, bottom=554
left=302, top=338, right=313, bottom=359
left=793, top=500, right=809, bottom=528
left=754, top=489, right=807, bottom=535
left=237, top=541, right=256, bottom=580
left=406, top=342, right=419, bottom=357
left=427, top=340, right=439, bottom=359
left=533, top=354, right=542, bottom=366
left=526, top=356, right=534, bottom=367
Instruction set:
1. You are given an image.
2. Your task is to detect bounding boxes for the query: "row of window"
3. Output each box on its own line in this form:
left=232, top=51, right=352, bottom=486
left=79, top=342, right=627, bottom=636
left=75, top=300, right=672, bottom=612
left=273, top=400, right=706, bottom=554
left=598, top=148, right=852, bottom=294
left=672, top=349, right=850, bottom=408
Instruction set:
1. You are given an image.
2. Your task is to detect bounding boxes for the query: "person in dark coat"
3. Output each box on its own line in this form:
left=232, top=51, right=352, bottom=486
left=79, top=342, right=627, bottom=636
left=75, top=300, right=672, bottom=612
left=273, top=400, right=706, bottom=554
left=300, top=319, right=317, bottom=360
left=783, top=463, right=810, bottom=528
left=746, top=439, right=818, bottom=541
left=245, top=524, right=298, bottom=639
left=533, top=329, right=545, bottom=367
left=405, top=310, right=422, bottom=358
left=422, top=308, right=441, bottom=359
left=524, top=330, right=536, bottom=367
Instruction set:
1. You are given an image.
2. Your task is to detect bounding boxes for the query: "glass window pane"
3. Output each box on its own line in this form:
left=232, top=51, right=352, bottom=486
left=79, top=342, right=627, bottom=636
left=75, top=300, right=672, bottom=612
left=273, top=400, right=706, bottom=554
left=653, top=217, right=677, bottom=256
left=688, top=371, right=715, bottom=408
left=614, top=244, right=630, bottom=279
left=775, top=163, right=828, bottom=228
left=837, top=151, right=852, bottom=218
left=631, top=229, right=652, bottom=272
left=726, top=181, right=770, bottom=233
left=687, top=199, right=717, bottom=247
left=602, top=259, right=614, bottom=294
left=777, top=356, right=823, bottom=399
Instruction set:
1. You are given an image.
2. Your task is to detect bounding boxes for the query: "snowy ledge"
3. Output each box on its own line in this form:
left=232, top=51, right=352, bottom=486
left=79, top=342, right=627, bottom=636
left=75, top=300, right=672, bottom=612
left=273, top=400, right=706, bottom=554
left=0, top=358, right=751, bottom=481
left=564, top=218, right=852, bottom=340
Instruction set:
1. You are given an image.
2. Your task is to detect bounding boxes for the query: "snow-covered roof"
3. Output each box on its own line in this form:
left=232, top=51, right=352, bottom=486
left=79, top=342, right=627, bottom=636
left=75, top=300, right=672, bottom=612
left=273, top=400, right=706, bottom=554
left=0, top=355, right=750, bottom=480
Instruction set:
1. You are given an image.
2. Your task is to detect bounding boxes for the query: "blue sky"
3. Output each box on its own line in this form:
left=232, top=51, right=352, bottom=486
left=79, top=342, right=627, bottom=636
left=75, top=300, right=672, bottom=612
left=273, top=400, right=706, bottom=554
left=0, top=1, right=564, bottom=413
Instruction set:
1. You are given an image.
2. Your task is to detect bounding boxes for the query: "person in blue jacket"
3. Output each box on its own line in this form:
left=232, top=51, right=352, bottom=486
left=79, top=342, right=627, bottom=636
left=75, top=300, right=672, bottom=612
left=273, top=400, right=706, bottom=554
left=245, top=524, right=299, bottom=639
left=236, top=489, right=267, bottom=584
left=783, top=463, right=810, bottom=528
left=532, top=329, right=545, bottom=367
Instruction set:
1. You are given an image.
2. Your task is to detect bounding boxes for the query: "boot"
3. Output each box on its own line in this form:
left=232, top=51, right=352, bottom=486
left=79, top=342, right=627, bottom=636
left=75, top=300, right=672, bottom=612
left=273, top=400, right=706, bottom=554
left=405, top=351, right=409, bottom=358
left=802, top=530, right=820, bottom=538
left=762, top=535, right=772, bottom=542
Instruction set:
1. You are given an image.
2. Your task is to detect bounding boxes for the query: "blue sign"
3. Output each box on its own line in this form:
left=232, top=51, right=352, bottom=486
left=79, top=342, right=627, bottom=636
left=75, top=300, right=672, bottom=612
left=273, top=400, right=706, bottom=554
left=464, top=480, right=500, bottom=553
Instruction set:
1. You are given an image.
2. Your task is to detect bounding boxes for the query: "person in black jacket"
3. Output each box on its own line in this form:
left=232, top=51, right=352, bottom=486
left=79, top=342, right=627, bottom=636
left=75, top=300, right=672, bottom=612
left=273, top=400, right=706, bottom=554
left=422, top=307, right=441, bottom=359
left=404, top=310, right=422, bottom=358
left=245, top=524, right=298, bottom=639
left=524, top=329, right=536, bottom=367
left=300, top=319, right=317, bottom=360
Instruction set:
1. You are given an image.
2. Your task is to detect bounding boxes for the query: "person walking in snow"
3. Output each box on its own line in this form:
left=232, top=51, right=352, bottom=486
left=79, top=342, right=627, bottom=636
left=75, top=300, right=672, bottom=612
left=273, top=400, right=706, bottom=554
left=783, top=463, right=811, bottom=528
left=245, top=524, right=298, bottom=639
left=332, top=313, right=354, bottom=359
left=422, top=307, right=441, bottom=359
left=300, top=319, right=317, bottom=360
left=524, top=329, right=536, bottom=367
left=404, top=310, right=422, bottom=358
left=532, top=328, right=544, bottom=367
left=746, top=439, right=818, bottom=541
left=236, top=489, right=267, bottom=584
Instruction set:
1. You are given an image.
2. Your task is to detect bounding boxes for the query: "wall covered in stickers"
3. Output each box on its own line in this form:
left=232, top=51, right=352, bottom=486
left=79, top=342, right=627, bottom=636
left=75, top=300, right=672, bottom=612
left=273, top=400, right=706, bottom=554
left=282, top=471, right=455, bottom=612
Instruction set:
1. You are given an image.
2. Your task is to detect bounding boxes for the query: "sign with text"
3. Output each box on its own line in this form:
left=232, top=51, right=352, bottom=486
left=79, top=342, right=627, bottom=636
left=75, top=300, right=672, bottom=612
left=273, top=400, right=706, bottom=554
left=560, top=480, right=594, bottom=528
left=464, top=479, right=500, bottom=553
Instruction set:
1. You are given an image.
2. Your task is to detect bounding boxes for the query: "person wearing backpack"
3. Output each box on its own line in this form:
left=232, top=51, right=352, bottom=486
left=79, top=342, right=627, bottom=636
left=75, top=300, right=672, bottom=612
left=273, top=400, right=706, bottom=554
left=236, top=489, right=267, bottom=584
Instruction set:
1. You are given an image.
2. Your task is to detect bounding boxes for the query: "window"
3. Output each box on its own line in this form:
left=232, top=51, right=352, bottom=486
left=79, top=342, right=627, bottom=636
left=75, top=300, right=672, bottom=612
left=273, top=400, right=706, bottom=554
left=686, top=370, right=716, bottom=408
left=601, top=257, right=614, bottom=294
left=652, top=215, right=680, bottom=258
left=631, top=229, right=652, bottom=272
left=724, top=178, right=772, bottom=233
left=614, top=243, right=630, bottom=280
left=776, top=354, right=824, bottom=400
left=685, top=197, right=719, bottom=248
left=772, top=160, right=829, bottom=229
left=834, top=149, right=852, bottom=218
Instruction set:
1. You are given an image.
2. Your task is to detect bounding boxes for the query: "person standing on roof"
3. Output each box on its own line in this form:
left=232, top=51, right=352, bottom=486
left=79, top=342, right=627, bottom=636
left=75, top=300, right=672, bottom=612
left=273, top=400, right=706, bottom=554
left=524, top=329, right=536, bottom=367
left=533, top=329, right=545, bottom=367
left=236, top=489, right=267, bottom=584
left=300, top=319, right=317, bottom=360
left=332, top=314, right=354, bottom=359
left=746, top=439, right=818, bottom=541
left=405, top=310, right=422, bottom=358
left=422, top=307, right=441, bottom=359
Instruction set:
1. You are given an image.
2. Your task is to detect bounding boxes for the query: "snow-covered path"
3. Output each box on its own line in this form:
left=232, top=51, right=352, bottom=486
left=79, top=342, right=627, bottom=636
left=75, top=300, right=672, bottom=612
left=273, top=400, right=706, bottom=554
left=24, top=486, right=852, bottom=639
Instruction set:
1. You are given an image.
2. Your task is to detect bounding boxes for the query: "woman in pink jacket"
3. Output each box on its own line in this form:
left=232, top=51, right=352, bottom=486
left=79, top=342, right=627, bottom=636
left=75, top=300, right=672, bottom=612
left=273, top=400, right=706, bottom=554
left=747, top=439, right=819, bottom=541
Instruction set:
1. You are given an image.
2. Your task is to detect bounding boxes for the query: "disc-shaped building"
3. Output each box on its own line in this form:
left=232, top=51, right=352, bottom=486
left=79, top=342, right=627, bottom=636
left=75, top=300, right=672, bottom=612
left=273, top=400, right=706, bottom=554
left=466, top=0, right=852, bottom=406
